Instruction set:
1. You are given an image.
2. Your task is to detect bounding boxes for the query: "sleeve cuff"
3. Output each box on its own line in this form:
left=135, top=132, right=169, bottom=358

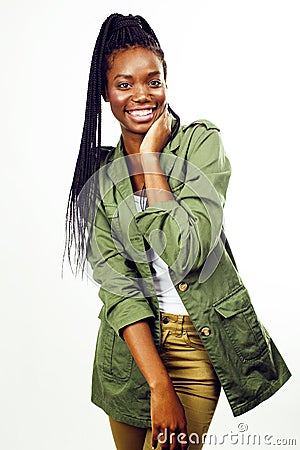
left=134, top=199, right=191, bottom=235
left=102, top=295, right=156, bottom=339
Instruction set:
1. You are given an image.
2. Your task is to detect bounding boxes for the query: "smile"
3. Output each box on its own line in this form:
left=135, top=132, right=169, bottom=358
left=126, top=108, right=155, bottom=117
left=125, top=107, right=157, bottom=122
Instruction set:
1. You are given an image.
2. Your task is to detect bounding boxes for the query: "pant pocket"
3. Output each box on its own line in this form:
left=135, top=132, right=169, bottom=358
left=183, top=330, right=205, bottom=350
left=159, top=329, right=170, bottom=353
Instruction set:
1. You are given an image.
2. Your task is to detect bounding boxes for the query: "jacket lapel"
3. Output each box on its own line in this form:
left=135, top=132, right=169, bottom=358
left=105, top=140, right=137, bottom=217
left=105, top=129, right=181, bottom=215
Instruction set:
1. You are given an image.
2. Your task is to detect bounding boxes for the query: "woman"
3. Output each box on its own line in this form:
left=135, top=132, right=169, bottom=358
left=64, top=13, right=291, bottom=450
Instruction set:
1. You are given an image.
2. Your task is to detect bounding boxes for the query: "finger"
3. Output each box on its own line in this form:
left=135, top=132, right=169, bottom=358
left=161, top=107, right=170, bottom=122
left=165, top=104, right=171, bottom=118
left=151, top=426, right=160, bottom=449
left=169, top=430, right=177, bottom=450
left=159, top=428, right=170, bottom=450
left=165, top=105, right=172, bottom=122
left=180, top=426, right=189, bottom=450
left=161, top=107, right=171, bottom=131
left=160, top=103, right=169, bottom=119
left=172, top=429, right=185, bottom=450
left=151, top=438, right=158, bottom=449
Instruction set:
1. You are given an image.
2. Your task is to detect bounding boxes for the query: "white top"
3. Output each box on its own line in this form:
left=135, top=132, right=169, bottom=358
left=133, top=194, right=188, bottom=315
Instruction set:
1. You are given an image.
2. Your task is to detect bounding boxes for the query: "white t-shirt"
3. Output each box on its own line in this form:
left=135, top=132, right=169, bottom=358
left=133, top=193, right=188, bottom=315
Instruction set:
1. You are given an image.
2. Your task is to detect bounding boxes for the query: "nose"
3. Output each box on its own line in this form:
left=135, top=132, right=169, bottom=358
left=132, top=83, right=151, bottom=102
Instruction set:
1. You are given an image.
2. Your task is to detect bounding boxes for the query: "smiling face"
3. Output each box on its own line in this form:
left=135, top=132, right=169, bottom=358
left=105, top=47, right=167, bottom=144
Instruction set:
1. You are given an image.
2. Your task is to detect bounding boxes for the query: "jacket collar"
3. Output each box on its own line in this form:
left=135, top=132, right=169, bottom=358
left=104, top=125, right=181, bottom=211
left=106, top=117, right=182, bottom=162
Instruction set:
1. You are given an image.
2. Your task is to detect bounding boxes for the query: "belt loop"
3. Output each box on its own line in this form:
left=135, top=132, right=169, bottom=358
left=177, top=314, right=184, bottom=335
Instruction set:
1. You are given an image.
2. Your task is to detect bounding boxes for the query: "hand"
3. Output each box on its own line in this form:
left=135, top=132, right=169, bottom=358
left=140, top=106, right=172, bottom=154
left=151, top=381, right=188, bottom=450
left=122, top=321, right=187, bottom=449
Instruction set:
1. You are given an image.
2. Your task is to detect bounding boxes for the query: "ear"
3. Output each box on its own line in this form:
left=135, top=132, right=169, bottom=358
left=103, top=88, right=110, bottom=102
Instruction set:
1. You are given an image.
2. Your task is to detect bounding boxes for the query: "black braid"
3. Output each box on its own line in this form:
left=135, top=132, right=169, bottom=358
left=62, top=13, right=180, bottom=276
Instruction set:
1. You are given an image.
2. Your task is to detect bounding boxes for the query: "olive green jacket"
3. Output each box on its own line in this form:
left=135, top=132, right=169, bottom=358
left=87, top=120, right=291, bottom=428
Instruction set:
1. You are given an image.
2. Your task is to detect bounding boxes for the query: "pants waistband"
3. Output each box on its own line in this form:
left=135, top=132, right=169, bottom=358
left=160, top=312, right=196, bottom=332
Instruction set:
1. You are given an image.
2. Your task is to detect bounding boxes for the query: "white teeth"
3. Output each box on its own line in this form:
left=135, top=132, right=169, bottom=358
left=128, top=109, right=152, bottom=117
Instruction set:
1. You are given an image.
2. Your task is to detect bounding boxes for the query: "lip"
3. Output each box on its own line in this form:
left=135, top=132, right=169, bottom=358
left=125, top=106, right=157, bottom=123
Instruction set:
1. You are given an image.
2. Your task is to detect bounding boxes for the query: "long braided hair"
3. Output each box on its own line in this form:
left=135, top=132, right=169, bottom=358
left=63, top=13, right=180, bottom=276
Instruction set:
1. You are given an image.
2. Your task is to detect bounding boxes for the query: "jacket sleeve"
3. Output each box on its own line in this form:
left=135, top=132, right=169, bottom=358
left=134, top=124, right=231, bottom=277
left=86, top=201, right=155, bottom=337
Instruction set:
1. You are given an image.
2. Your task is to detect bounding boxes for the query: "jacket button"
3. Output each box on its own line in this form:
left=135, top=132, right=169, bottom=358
left=178, top=282, right=188, bottom=292
left=200, top=326, right=211, bottom=336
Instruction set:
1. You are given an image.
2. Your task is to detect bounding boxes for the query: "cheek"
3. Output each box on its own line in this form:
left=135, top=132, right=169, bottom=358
left=157, top=88, right=167, bottom=104
left=108, top=90, right=127, bottom=110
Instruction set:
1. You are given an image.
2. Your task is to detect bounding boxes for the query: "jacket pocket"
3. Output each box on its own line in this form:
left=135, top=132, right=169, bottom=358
left=103, top=204, right=121, bottom=235
left=95, top=307, right=133, bottom=381
left=103, top=204, right=119, bottom=218
left=213, top=287, right=269, bottom=362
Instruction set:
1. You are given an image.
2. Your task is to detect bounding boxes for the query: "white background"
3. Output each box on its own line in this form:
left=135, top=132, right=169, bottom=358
left=1, top=0, right=299, bottom=449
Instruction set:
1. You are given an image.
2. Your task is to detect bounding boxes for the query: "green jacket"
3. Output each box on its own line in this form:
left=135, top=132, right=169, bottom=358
left=87, top=119, right=291, bottom=428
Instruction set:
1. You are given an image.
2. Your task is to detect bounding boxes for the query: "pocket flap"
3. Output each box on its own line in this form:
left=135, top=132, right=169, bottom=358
left=214, top=287, right=249, bottom=318
left=104, top=205, right=119, bottom=218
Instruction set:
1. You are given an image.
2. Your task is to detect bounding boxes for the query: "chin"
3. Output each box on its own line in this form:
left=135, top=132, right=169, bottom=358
left=124, top=120, right=153, bottom=133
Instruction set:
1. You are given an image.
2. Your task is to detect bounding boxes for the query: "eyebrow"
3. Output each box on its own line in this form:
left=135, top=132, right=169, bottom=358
left=113, top=71, right=161, bottom=81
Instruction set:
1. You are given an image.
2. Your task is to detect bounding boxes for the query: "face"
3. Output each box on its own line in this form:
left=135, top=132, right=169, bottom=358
left=105, top=47, right=167, bottom=139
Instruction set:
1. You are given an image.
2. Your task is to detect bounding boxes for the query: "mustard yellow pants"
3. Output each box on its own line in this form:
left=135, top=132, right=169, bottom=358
left=109, top=313, right=221, bottom=450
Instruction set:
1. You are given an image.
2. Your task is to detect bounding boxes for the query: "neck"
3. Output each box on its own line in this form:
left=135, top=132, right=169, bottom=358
left=121, top=129, right=144, bottom=155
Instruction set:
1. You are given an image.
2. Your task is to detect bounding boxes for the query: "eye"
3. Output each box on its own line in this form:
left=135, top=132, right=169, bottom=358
left=117, top=82, right=131, bottom=89
left=149, top=79, right=163, bottom=87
